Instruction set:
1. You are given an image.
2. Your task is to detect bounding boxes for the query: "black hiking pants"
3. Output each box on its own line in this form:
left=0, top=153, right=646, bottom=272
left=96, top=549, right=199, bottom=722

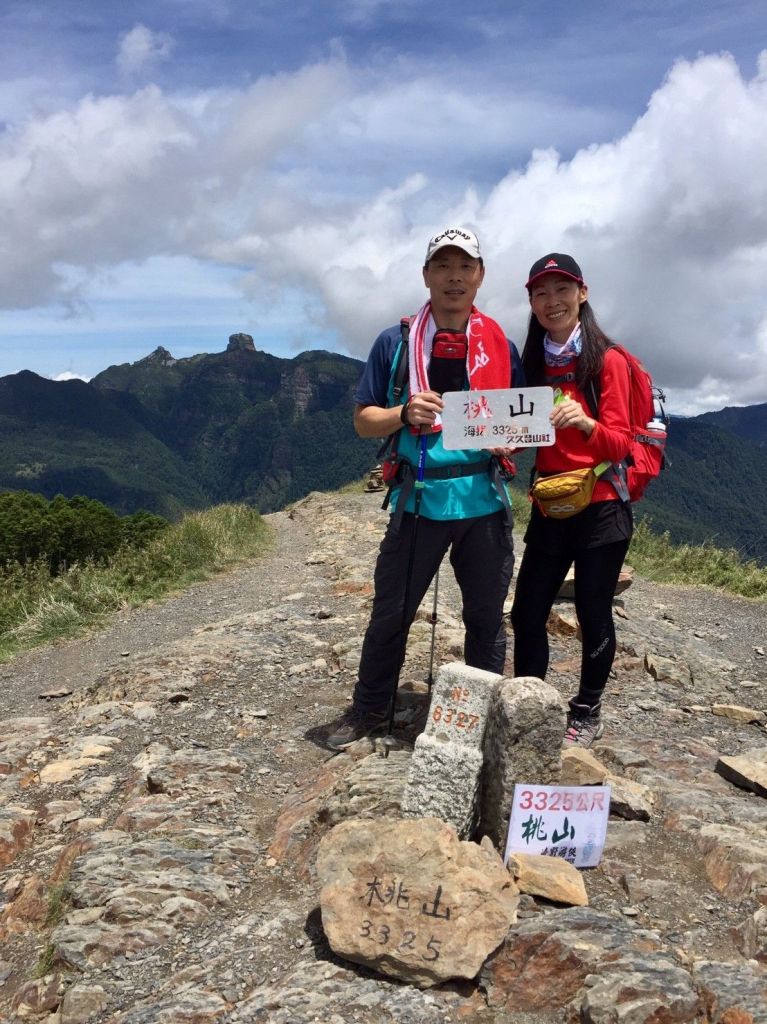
left=353, top=510, right=515, bottom=714
left=511, top=533, right=630, bottom=710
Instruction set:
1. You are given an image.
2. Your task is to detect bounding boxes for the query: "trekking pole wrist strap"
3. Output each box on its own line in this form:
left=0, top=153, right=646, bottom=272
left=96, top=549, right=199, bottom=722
left=400, top=398, right=412, bottom=425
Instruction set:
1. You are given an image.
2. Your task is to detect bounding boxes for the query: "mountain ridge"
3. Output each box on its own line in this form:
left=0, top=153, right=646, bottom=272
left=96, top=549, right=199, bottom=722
left=0, top=337, right=378, bottom=518
left=1, top=337, right=765, bottom=562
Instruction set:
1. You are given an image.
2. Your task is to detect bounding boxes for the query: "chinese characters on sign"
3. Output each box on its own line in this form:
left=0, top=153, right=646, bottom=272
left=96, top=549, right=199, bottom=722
left=504, top=784, right=611, bottom=868
left=441, top=387, right=555, bottom=451
left=357, top=877, right=452, bottom=962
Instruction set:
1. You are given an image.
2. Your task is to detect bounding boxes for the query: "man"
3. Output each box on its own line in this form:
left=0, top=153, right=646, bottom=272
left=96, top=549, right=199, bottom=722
left=326, top=227, right=523, bottom=751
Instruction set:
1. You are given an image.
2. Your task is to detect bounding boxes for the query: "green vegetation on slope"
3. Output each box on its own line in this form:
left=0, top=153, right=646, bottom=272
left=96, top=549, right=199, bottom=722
left=0, top=372, right=209, bottom=517
left=508, top=482, right=765, bottom=599
left=3, top=344, right=765, bottom=563
left=1, top=481, right=764, bottom=668
left=0, top=503, right=271, bottom=661
left=0, top=491, right=168, bottom=572
left=696, top=402, right=767, bottom=447
left=91, top=345, right=378, bottom=512
left=636, top=418, right=767, bottom=565
left=627, top=519, right=766, bottom=599
left=0, top=348, right=380, bottom=518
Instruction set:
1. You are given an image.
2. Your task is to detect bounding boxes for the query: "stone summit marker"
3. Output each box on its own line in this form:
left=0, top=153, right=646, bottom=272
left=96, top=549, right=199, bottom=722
left=317, top=817, right=519, bottom=988
left=402, top=663, right=502, bottom=837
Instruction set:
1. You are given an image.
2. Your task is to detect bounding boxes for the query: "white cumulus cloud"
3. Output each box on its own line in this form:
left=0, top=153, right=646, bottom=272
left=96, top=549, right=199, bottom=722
left=117, top=24, right=174, bottom=77
left=249, top=51, right=767, bottom=414
left=52, top=370, right=90, bottom=382
left=1, top=49, right=766, bottom=413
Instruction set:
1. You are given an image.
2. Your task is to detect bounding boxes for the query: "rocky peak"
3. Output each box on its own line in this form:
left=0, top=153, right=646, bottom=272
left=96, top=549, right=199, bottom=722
left=141, top=346, right=176, bottom=368
left=227, top=333, right=256, bottom=353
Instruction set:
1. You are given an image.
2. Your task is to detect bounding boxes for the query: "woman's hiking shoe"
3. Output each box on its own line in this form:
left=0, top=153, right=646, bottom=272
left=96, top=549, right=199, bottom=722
left=563, top=702, right=604, bottom=749
left=325, top=707, right=388, bottom=751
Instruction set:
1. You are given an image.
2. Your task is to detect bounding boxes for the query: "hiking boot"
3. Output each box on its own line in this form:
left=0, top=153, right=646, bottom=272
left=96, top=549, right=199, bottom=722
left=563, top=701, right=604, bottom=749
left=325, top=706, right=388, bottom=751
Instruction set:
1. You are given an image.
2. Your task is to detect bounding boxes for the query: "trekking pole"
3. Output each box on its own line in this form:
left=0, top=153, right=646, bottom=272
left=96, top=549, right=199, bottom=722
left=425, top=567, right=439, bottom=691
left=382, top=429, right=428, bottom=759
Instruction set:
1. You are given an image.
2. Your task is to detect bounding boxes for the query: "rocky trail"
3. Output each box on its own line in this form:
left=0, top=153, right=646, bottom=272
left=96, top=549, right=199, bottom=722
left=1, top=489, right=766, bottom=1023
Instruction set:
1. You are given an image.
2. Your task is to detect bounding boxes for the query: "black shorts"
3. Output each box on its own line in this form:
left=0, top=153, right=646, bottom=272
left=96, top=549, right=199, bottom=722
left=523, top=499, right=633, bottom=556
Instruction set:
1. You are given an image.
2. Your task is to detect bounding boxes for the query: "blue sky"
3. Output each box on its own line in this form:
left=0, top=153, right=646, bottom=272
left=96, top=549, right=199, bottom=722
left=1, top=1, right=766, bottom=413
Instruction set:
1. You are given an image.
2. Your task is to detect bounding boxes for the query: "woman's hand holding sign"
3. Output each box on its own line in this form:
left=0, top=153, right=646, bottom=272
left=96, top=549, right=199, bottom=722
left=549, top=395, right=595, bottom=437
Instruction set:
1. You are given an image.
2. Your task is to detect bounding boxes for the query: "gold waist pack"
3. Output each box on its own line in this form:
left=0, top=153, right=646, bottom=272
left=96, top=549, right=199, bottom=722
left=530, top=463, right=609, bottom=519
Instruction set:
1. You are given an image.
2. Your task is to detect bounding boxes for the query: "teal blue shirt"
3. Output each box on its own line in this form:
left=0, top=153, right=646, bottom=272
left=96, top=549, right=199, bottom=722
left=354, top=325, right=524, bottom=521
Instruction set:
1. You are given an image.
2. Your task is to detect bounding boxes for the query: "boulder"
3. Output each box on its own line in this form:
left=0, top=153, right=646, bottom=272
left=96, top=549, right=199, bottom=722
left=561, top=748, right=609, bottom=786
left=711, top=703, right=766, bottom=724
left=317, top=817, right=518, bottom=987
left=574, top=952, right=700, bottom=1023
left=715, top=748, right=767, bottom=798
left=481, top=678, right=565, bottom=851
left=481, top=907, right=664, bottom=1012
left=0, top=806, right=36, bottom=868
left=507, top=853, right=588, bottom=906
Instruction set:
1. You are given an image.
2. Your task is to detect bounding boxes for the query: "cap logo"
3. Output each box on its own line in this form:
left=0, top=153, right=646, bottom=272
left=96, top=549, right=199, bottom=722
left=434, top=228, right=472, bottom=244
left=544, top=259, right=558, bottom=268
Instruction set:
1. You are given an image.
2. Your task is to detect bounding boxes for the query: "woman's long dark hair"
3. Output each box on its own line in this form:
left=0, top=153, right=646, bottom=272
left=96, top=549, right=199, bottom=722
left=521, top=299, right=614, bottom=390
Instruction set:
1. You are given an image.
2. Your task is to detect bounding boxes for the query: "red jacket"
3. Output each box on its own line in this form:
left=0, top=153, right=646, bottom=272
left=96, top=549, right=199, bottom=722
left=537, top=348, right=632, bottom=503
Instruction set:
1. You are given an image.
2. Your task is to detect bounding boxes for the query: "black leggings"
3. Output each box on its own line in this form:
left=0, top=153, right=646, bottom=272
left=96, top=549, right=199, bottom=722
left=510, top=538, right=629, bottom=709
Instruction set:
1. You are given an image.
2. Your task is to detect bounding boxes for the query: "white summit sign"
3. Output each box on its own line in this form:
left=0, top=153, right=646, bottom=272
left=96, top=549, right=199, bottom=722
left=440, top=387, right=555, bottom=451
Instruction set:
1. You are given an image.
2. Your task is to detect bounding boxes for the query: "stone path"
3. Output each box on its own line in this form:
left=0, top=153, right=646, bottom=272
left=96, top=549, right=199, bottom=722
left=0, top=489, right=766, bottom=1023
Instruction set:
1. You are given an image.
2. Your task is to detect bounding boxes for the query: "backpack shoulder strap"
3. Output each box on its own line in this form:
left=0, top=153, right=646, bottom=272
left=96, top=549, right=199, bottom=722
left=390, top=317, right=411, bottom=402
left=586, top=343, right=632, bottom=420
left=586, top=378, right=600, bottom=419
left=377, top=317, right=412, bottom=461
left=593, top=344, right=639, bottom=503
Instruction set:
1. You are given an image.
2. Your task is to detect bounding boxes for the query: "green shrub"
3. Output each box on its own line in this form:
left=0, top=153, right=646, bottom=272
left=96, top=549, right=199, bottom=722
left=510, top=484, right=765, bottom=599
left=119, top=510, right=169, bottom=549
left=0, top=490, right=168, bottom=573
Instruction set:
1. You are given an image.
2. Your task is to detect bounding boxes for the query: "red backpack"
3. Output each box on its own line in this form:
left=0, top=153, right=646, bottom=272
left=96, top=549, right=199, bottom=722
left=588, top=345, right=668, bottom=502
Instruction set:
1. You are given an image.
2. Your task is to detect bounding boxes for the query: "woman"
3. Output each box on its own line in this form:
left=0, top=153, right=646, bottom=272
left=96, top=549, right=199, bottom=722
left=510, top=253, right=633, bottom=748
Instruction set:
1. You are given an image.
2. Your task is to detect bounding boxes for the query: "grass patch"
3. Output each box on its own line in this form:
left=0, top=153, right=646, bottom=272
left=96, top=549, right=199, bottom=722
left=34, top=943, right=56, bottom=978
left=45, top=884, right=73, bottom=928
left=510, top=483, right=532, bottom=531
left=0, top=504, right=272, bottom=660
left=628, top=519, right=767, bottom=599
left=510, top=484, right=765, bottom=599
left=337, top=477, right=367, bottom=495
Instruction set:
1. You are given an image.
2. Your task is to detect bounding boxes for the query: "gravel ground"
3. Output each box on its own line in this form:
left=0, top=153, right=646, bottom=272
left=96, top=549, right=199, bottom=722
left=0, top=507, right=315, bottom=718
left=623, top=575, right=766, bottom=671
left=1, top=494, right=764, bottom=718
left=1, top=490, right=765, bottom=1024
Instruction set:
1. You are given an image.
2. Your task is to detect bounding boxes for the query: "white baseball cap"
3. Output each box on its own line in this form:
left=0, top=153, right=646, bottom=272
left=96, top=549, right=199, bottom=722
left=424, top=227, right=482, bottom=263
